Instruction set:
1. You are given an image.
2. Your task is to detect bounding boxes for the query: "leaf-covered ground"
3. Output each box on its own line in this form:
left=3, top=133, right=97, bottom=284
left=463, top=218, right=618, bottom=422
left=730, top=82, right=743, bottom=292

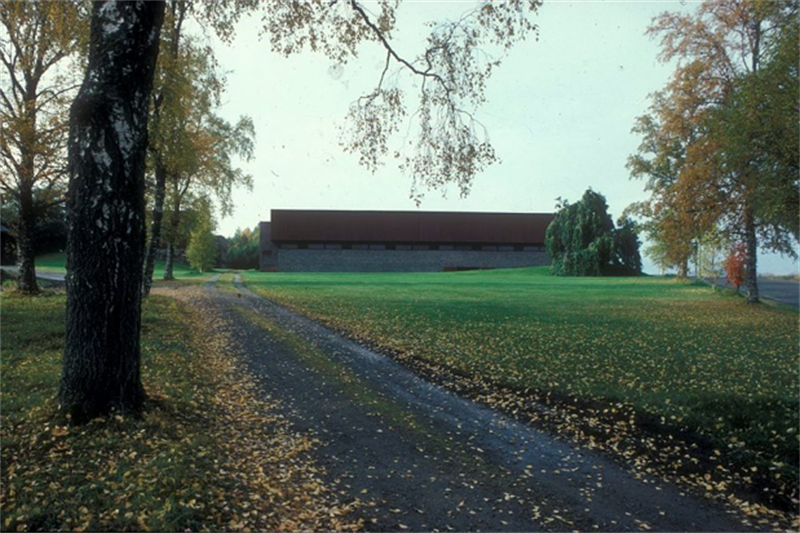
left=0, top=288, right=360, bottom=532
left=242, top=267, right=799, bottom=525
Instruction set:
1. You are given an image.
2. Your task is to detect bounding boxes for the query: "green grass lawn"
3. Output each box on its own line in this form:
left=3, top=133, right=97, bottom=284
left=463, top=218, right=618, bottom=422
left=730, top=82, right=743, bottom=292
left=32, top=252, right=69, bottom=273
left=34, top=252, right=207, bottom=280
left=242, top=267, right=799, bottom=492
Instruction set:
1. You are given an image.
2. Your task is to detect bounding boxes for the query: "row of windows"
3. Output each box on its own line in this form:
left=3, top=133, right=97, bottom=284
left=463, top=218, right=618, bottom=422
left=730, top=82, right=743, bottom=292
left=270, top=243, right=545, bottom=252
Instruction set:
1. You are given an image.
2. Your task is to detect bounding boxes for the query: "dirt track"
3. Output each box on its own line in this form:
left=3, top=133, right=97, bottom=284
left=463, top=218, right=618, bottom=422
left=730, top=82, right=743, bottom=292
left=162, top=275, right=754, bottom=532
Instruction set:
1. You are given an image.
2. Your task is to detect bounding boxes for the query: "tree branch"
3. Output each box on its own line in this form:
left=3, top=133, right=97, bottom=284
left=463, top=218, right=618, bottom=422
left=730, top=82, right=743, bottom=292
left=349, top=0, right=450, bottom=93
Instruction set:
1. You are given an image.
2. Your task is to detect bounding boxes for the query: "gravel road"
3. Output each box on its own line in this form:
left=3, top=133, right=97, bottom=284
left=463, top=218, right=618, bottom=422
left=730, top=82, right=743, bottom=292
left=169, top=275, right=754, bottom=532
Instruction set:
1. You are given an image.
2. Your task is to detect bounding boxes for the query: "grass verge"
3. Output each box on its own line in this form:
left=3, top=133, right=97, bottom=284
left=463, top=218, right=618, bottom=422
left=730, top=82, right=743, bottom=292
left=1, top=288, right=359, bottom=532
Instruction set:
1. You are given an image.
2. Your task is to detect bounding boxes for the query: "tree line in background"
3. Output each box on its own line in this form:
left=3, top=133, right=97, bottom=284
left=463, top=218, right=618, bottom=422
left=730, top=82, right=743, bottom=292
left=225, top=225, right=260, bottom=270
left=184, top=222, right=260, bottom=273
left=626, top=0, right=799, bottom=303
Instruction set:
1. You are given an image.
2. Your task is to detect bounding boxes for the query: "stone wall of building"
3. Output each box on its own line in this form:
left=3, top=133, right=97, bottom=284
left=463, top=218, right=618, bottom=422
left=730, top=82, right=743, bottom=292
left=271, top=248, right=549, bottom=272
left=259, top=222, right=277, bottom=271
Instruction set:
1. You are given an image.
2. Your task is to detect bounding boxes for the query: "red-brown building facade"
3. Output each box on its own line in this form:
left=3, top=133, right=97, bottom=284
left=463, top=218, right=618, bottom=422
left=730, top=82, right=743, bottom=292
left=259, top=210, right=554, bottom=272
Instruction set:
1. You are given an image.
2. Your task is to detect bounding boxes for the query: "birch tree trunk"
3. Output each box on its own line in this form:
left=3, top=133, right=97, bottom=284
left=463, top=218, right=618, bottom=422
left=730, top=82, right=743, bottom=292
left=60, top=0, right=165, bottom=422
left=163, top=207, right=180, bottom=280
left=15, top=81, right=40, bottom=294
left=142, top=157, right=166, bottom=297
left=163, top=241, right=175, bottom=280
left=143, top=2, right=185, bottom=296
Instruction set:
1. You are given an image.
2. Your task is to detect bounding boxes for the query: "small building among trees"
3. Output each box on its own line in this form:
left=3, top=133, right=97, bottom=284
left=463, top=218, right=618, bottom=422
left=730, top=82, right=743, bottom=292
left=259, top=210, right=554, bottom=272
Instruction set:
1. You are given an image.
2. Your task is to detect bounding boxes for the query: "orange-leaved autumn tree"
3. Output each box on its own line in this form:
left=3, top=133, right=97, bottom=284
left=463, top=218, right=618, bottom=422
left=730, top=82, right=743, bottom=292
left=724, top=243, right=747, bottom=293
left=627, top=90, right=698, bottom=279
left=631, top=0, right=798, bottom=299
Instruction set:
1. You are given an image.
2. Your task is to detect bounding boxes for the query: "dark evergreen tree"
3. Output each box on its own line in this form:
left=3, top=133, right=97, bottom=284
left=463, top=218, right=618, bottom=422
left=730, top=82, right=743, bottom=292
left=545, top=189, right=640, bottom=276
left=612, top=217, right=643, bottom=275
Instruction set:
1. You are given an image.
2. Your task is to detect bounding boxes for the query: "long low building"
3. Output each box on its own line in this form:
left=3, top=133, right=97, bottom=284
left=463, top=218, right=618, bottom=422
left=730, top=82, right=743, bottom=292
left=259, top=209, right=554, bottom=272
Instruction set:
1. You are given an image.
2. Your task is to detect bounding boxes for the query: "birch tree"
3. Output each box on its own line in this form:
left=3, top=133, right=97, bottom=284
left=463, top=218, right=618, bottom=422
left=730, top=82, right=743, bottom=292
left=160, top=112, right=254, bottom=281
left=141, top=0, right=190, bottom=297
left=135, top=2, right=251, bottom=289
left=59, top=0, right=164, bottom=421
left=141, top=1, right=240, bottom=295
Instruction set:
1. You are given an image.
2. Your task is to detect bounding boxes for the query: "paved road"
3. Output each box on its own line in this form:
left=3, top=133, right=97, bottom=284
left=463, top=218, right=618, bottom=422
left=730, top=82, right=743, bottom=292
left=0, top=266, right=65, bottom=286
left=167, top=275, right=754, bottom=532
left=712, top=277, right=799, bottom=307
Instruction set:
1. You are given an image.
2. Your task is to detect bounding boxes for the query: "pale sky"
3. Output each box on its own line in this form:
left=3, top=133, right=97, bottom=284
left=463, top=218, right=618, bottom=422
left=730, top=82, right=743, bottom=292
left=191, top=1, right=798, bottom=275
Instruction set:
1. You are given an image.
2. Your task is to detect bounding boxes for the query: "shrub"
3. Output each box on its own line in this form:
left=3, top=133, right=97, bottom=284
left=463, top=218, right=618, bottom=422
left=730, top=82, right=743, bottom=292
left=725, top=243, right=747, bottom=293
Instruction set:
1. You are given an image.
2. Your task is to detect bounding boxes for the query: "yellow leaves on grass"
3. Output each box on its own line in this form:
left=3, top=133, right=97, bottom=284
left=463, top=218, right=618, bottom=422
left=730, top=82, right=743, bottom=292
left=50, top=426, right=68, bottom=437
left=1, top=291, right=361, bottom=533
left=164, top=287, right=363, bottom=532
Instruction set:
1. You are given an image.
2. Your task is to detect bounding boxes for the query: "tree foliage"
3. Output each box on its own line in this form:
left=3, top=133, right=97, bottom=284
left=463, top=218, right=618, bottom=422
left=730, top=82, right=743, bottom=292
left=724, top=242, right=747, bottom=293
left=0, top=1, right=88, bottom=292
left=227, top=226, right=260, bottom=270
left=142, top=1, right=191, bottom=297
left=186, top=199, right=217, bottom=273
left=546, top=190, right=641, bottom=277
left=626, top=92, right=695, bottom=278
left=251, top=0, right=542, bottom=204
left=630, top=0, right=799, bottom=300
left=151, top=33, right=254, bottom=280
left=613, top=217, right=643, bottom=276
left=707, top=15, right=800, bottom=250
left=696, top=228, right=728, bottom=285
left=642, top=238, right=672, bottom=276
